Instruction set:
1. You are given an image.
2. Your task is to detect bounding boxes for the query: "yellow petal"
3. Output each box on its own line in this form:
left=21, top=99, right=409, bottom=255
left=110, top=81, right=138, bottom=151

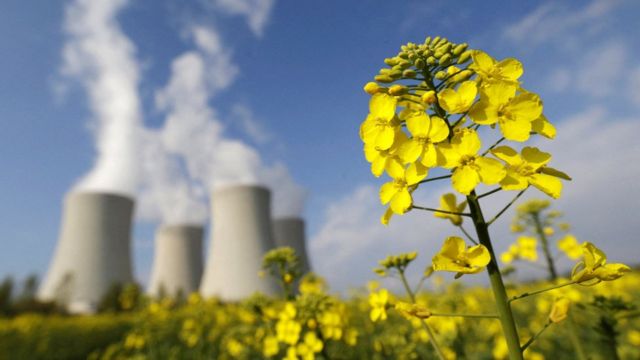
left=390, top=188, right=412, bottom=214
left=521, top=147, right=552, bottom=169
left=375, top=126, right=396, bottom=150
left=438, top=88, right=459, bottom=114
left=482, top=82, right=516, bottom=105
left=386, top=162, right=405, bottom=179
left=466, top=245, right=491, bottom=267
left=532, top=114, right=556, bottom=139
left=405, top=162, right=428, bottom=185
left=499, top=117, right=532, bottom=142
left=437, top=142, right=462, bottom=169
left=399, top=140, right=422, bottom=163
left=491, top=146, right=522, bottom=166
left=475, top=157, right=506, bottom=185
left=384, top=157, right=405, bottom=179
left=381, top=207, right=393, bottom=225
left=529, top=173, right=562, bottom=199
left=457, top=81, right=478, bottom=111
left=369, top=93, right=396, bottom=120
left=500, top=169, right=529, bottom=190
left=452, top=165, right=480, bottom=195
left=508, top=93, right=543, bottom=122
left=540, top=166, right=572, bottom=181
left=496, top=58, right=523, bottom=81
left=406, top=113, right=430, bottom=137
left=420, top=142, right=438, bottom=167
left=439, top=236, right=465, bottom=259
left=371, top=156, right=386, bottom=177
left=428, top=116, right=450, bottom=143
left=379, top=182, right=397, bottom=204
left=457, top=129, right=482, bottom=156
left=468, top=99, right=498, bottom=125
left=470, top=50, right=495, bottom=73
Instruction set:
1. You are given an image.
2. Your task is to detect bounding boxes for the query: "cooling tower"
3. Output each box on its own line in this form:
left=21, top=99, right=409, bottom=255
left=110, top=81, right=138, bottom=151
left=273, top=217, right=311, bottom=274
left=200, top=185, right=279, bottom=300
left=147, top=225, right=204, bottom=298
left=38, top=192, right=134, bottom=313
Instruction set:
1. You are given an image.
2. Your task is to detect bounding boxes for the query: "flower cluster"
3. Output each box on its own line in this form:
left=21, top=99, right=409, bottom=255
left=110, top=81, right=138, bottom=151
left=359, top=37, right=570, bottom=224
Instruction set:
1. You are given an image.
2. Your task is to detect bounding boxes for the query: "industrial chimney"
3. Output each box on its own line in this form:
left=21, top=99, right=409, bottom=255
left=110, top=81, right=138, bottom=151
left=272, top=217, right=311, bottom=274
left=38, top=192, right=135, bottom=313
left=147, top=225, right=204, bottom=298
left=200, top=185, right=279, bottom=300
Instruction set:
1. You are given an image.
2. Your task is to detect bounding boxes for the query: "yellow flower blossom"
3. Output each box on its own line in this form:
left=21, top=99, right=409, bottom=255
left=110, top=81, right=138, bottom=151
left=469, top=83, right=542, bottom=141
left=571, top=242, right=631, bottom=285
left=548, top=297, right=570, bottom=323
left=263, top=335, right=279, bottom=357
left=398, top=113, right=449, bottom=167
left=364, top=131, right=406, bottom=177
left=491, top=146, right=570, bottom=199
left=434, top=193, right=467, bottom=226
left=438, top=81, right=478, bottom=114
left=469, top=50, right=523, bottom=86
left=379, top=163, right=428, bottom=214
left=516, top=236, right=538, bottom=262
left=359, top=93, right=400, bottom=150
left=557, top=234, right=582, bottom=260
left=394, top=301, right=432, bottom=320
left=369, top=289, right=389, bottom=322
left=296, top=332, right=323, bottom=360
left=319, top=311, right=343, bottom=340
left=276, top=319, right=302, bottom=345
left=432, top=236, right=491, bottom=278
left=438, top=129, right=506, bottom=195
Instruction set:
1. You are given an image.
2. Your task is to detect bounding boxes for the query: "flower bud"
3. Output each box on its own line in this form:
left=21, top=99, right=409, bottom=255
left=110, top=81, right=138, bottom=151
left=374, top=75, right=394, bottom=83
left=384, top=57, right=398, bottom=66
left=427, top=56, right=436, bottom=65
left=439, top=53, right=452, bottom=66
left=424, top=36, right=432, bottom=45
left=402, top=69, right=417, bottom=78
left=453, top=43, right=468, bottom=56
left=363, top=82, right=381, bottom=95
left=421, top=90, right=436, bottom=104
left=388, top=84, right=408, bottom=96
left=432, top=36, right=441, bottom=45
left=435, top=71, right=447, bottom=80
left=414, top=58, right=425, bottom=69
left=458, top=50, right=472, bottom=64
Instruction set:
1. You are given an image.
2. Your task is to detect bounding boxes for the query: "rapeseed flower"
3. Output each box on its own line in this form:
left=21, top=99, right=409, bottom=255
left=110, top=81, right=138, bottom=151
left=469, top=50, right=523, bottom=86
left=557, top=235, right=582, bottom=260
left=369, top=289, right=390, bottom=322
left=571, top=242, right=631, bottom=285
left=432, top=236, right=491, bottom=278
left=434, top=193, right=467, bottom=226
left=438, top=129, right=506, bottom=195
left=360, top=93, right=400, bottom=150
left=379, top=163, right=428, bottom=214
left=438, top=81, right=478, bottom=114
left=548, top=297, right=570, bottom=323
left=398, top=113, right=449, bottom=167
left=491, top=146, right=570, bottom=199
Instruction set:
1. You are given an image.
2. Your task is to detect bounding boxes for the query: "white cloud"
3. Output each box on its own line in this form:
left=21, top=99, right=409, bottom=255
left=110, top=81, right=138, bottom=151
left=575, top=42, right=627, bottom=98
left=231, top=103, right=273, bottom=145
left=212, top=0, right=275, bottom=37
left=545, top=68, right=571, bottom=93
left=311, top=108, right=640, bottom=292
left=628, top=67, right=640, bottom=106
left=504, top=0, right=619, bottom=46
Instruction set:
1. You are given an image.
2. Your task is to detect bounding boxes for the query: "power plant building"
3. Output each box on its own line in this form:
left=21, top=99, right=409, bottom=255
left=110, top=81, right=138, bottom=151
left=272, top=217, right=311, bottom=274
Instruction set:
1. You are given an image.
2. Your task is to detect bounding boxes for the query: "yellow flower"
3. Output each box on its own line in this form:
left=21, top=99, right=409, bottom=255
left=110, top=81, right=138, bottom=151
left=532, top=114, right=556, bottom=139
left=369, top=289, right=389, bottom=322
left=379, top=163, right=428, bottom=214
left=571, top=242, right=631, bottom=285
left=434, top=193, right=467, bottom=226
left=491, top=146, right=570, bottom=199
left=438, top=129, right=506, bottom=195
left=364, top=131, right=406, bottom=177
left=469, top=50, right=523, bottom=86
left=516, top=236, right=538, bottom=262
left=557, top=234, right=582, bottom=260
left=285, top=346, right=299, bottom=360
left=276, top=319, right=302, bottom=345
left=319, top=311, right=343, bottom=340
left=394, top=301, right=432, bottom=320
left=296, top=332, right=323, bottom=360
left=398, top=113, right=449, bottom=167
left=263, top=335, right=280, bottom=357
left=469, top=83, right=542, bottom=141
left=548, top=297, right=571, bottom=323
left=432, top=236, right=491, bottom=278
left=359, top=93, right=400, bottom=150
left=438, top=81, right=478, bottom=114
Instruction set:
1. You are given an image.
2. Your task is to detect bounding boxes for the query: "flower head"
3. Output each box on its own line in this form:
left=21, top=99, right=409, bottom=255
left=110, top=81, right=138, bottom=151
left=369, top=289, right=390, bottom=322
left=398, top=113, right=449, bottom=167
left=432, top=236, right=491, bottom=278
left=438, top=129, right=506, bottom=195
left=491, top=146, right=570, bottom=199
left=360, top=93, right=400, bottom=150
left=379, top=163, right=428, bottom=214
left=557, top=235, right=582, bottom=260
left=434, top=193, right=467, bottom=226
left=571, top=242, right=631, bottom=285
left=469, top=50, right=523, bottom=86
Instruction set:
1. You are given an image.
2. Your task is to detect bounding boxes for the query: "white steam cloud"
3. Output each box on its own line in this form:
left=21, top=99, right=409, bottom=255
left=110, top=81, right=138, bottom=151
left=62, top=0, right=142, bottom=196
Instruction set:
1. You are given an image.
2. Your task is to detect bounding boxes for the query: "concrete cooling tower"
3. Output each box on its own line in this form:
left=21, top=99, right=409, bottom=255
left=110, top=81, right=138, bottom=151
left=147, top=225, right=204, bottom=298
left=200, top=185, right=279, bottom=300
left=38, top=192, right=134, bottom=313
left=273, top=217, right=311, bottom=274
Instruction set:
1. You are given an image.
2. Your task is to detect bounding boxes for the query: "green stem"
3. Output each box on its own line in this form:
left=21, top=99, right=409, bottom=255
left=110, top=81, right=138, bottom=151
left=481, top=137, right=506, bottom=156
left=398, top=270, right=447, bottom=360
left=508, top=281, right=576, bottom=303
left=431, top=312, right=499, bottom=319
left=487, top=188, right=528, bottom=226
left=477, top=187, right=502, bottom=199
left=418, top=174, right=452, bottom=185
left=521, top=321, right=552, bottom=352
left=531, top=212, right=558, bottom=281
left=412, top=205, right=471, bottom=217
left=457, top=224, right=478, bottom=245
left=467, top=191, right=523, bottom=360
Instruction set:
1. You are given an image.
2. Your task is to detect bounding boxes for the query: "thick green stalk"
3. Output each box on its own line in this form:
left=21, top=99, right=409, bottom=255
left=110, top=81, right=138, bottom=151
left=467, top=192, right=523, bottom=360
left=531, top=212, right=558, bottom=281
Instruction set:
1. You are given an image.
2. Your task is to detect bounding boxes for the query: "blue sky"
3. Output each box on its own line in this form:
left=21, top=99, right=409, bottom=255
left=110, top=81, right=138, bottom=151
left=1, top=0, right=639, bottom=292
